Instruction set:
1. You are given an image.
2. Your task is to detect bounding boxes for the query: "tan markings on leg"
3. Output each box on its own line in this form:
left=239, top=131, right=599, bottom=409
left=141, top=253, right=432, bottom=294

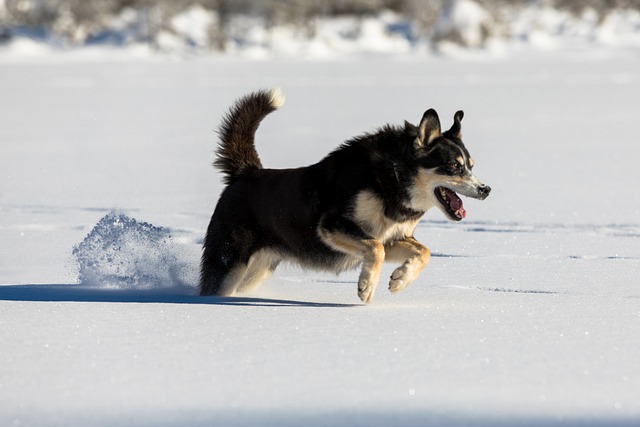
left=318, top=229, right=385, bottom=304
left=385, top=237, right=431, bottom=293
left=357, top=240, right=385, bottom=304
left=217, top=263, right=249, bottom=296
left=236, top=249, right=280, bottom=293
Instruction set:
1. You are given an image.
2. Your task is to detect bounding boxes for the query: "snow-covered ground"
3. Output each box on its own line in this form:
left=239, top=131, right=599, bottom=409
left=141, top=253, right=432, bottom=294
left=1, top=47, right=640, bottom=426
left=2, top=1, right=640, bottom=59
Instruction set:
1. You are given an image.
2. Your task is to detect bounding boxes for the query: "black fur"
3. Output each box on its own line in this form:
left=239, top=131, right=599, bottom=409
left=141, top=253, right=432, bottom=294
left=200, top=89, right=490, bottom=301
left=214, top=89, right=276, bottom=185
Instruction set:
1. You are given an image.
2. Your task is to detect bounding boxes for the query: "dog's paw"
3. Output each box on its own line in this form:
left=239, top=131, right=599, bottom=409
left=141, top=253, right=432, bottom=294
left=358, top=282, right=376, bottom=304
left=357, top=262, right=382, bottom=304
left=388, top=261, right=421, bottom=293
left=388, top=273, right=408, bottom=293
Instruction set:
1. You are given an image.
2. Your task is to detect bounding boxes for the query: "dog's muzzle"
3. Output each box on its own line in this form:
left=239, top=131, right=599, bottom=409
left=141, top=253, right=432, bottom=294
left=477, top=183, right=491, bottom=200
left=460, top=174, right=491, bottom=201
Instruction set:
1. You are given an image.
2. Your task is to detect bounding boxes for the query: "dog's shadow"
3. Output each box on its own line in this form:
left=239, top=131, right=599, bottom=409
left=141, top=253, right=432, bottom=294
left=0, top=284, right=359, bottom=308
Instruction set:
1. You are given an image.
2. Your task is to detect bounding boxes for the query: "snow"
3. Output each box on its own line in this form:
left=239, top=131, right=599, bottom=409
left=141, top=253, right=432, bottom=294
left=435, top=0, right=493, bottom=48
left=1, top=42, right=640, bottom=426
left=157, top=5, right=220, bottom=53
left=72, top=213, right=195, bottom=290
left=2, top=1, right=640, bottom=58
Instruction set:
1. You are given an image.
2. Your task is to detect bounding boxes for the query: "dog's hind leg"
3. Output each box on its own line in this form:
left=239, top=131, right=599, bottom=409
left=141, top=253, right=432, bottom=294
left=200, top=252, right=249, bottom=296
left=201, top=202, right=274, bottom=296
left=200, top=224, right=254, bottom=296
left=236, top=249, right=280, bottom=294
left=318, top=217, right=385, bottom=304
left=384, top=237, right=431, bottom=293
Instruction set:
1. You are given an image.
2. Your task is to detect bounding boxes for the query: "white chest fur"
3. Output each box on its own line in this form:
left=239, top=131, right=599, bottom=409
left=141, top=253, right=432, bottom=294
left=352, top=190, right=420, bottom=244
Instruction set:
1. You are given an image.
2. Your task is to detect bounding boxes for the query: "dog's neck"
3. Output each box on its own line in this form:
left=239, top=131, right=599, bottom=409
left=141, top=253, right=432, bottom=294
left=389, top=161, right=425, bottom=221
left=396, top=204, right=425, bottom=222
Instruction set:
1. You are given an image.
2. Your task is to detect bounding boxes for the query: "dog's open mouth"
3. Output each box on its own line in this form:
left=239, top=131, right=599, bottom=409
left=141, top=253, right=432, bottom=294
left=435, top=187, right=466, bottom=221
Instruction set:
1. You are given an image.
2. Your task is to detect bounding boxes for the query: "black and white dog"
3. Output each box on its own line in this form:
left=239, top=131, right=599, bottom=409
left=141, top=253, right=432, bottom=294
left=200, top=89, right=490, bottom=303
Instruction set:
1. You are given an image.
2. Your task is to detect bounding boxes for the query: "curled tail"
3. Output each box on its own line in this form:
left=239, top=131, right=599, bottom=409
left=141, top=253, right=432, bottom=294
left=214, top=88, right=285, bottom=185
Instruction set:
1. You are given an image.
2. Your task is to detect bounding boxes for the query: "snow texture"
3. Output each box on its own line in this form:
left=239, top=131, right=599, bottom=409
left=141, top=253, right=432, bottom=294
left=1, top=32, right=640, bottom=427
left=73, top=212, right=195, bottom=290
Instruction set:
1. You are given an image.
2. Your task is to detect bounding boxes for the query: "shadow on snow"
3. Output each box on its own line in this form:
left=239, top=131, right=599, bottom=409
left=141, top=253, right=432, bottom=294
left=0, top=284, right=358, bottom=308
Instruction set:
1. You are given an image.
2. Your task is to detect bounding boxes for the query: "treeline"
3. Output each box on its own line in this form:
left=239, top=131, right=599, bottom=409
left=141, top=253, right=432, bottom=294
left=1, top=0, right=638, bottom=50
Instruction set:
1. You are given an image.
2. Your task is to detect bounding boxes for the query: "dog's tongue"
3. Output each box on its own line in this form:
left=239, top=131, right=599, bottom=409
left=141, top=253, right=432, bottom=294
left=445, top=188, right=466, bottom=219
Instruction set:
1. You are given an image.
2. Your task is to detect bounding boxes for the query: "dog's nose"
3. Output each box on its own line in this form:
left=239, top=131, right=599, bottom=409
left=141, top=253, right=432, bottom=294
left=478, top=184, right=491, bottom=199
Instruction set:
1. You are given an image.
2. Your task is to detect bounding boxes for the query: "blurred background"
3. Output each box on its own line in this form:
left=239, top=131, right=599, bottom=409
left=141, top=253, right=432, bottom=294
left=1, top=0, right=639, bottom=58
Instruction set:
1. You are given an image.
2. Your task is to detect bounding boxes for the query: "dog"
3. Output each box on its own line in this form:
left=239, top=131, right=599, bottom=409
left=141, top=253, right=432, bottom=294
left=200, top=88, right=490, bottom=303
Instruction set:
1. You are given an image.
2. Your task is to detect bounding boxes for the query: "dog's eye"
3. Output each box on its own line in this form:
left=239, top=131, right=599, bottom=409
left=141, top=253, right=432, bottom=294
left=449, top=163, right=460, bottom=171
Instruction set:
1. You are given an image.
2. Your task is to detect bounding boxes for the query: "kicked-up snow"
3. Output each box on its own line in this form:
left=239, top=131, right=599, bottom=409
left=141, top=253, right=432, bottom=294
left=0, top=48, right=639, bottom=426
left=73, top=212, right=196, bottom=290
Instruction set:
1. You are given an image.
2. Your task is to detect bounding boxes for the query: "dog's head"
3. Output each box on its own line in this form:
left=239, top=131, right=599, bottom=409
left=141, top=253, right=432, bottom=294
left=404, top=109, right=491, bottom=221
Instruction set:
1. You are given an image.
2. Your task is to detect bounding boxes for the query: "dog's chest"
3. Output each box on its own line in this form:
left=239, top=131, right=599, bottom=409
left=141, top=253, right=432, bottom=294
left=352, top=190, right=419, bottom=244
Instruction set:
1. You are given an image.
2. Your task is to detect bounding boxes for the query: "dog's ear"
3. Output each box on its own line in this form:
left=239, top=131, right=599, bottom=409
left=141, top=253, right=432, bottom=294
left=416, top=109, right=441, bottom=147
left=445, top=110, right=464, bottom=139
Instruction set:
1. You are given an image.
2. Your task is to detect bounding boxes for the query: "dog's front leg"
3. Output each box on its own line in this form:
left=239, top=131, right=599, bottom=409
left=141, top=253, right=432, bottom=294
left=385, top=237, right=431, bottom=293
left=356, top=240, right=385, bottom=303
left=318, top=218, right=385, bottom=304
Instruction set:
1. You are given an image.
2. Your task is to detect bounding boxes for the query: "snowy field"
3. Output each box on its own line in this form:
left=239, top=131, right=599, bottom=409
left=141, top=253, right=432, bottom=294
left=1, top=47, right=640, bottom=426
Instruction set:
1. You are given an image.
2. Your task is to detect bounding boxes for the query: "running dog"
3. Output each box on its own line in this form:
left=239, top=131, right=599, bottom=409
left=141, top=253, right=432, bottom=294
left=200, top=89, right=490, bottom=303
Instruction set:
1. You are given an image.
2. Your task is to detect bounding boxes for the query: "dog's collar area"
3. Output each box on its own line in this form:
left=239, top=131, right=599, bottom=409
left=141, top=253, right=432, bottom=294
left=392, top=162, right=400, bottom=184
left=396, top=204, right=425, bottom=221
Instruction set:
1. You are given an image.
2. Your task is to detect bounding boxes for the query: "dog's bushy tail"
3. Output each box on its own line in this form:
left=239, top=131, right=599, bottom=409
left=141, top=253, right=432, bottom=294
left=214, top=88, right=285, bottom=185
